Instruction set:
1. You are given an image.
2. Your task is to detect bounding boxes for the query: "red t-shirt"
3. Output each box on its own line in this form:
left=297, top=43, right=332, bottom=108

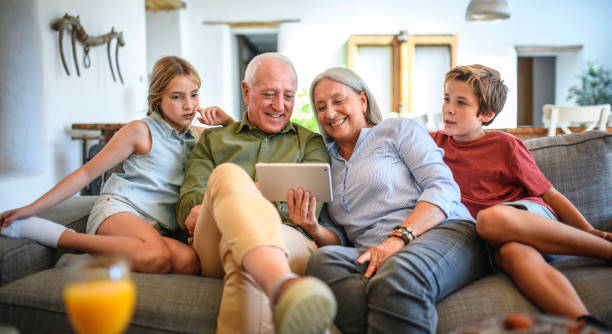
left=430, top=130, right=554, bottom=218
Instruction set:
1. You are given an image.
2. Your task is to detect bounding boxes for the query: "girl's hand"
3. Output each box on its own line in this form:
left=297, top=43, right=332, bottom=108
left=0, top=205, right=35, bottom=228
left=197, top=106, right=235, bottom=126
left=287, top=188, right=319, bottom=236
left=357, top=237, right=405, bottom=278
left=586, top=227, right=612, bottom=242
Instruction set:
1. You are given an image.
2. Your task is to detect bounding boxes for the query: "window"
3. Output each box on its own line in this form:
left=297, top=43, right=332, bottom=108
left=347, top=33, right=457, bottom=129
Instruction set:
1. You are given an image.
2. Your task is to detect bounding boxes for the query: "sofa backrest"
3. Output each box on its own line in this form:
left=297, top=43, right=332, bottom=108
left=525, top=130, right=612, bottom=231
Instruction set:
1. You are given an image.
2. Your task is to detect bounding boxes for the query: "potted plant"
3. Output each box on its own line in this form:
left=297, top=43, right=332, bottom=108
left=567, top=61, right=612, bottom=106
left=290, top=88, right=319, bottom=133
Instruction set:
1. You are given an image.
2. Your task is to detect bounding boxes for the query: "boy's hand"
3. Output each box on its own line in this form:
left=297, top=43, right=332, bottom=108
left=197, top=106, right=235, bottom=126
left=587, top=227, right=612, bottom=241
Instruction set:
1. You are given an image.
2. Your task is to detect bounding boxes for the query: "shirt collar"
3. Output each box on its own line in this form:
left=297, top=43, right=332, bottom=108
left=327, top=125, right=375, bottom=158
left=151, top=111, right=197, bottom=139
left=235, top=111, right=296, bottom=135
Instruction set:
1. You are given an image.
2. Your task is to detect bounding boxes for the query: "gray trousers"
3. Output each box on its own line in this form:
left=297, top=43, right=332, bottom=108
left=306, top=220, right=489, bottom=334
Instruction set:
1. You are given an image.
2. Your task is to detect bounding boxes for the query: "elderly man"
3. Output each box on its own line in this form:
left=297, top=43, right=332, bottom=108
left=177, top=53, right=338, bottom=334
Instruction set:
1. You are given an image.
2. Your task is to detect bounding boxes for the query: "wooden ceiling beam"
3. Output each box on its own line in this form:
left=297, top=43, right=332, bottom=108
left=146, top=0, right=186, bottom=12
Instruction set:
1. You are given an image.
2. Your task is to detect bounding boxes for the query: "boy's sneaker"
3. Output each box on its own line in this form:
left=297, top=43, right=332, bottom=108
left=274, top=277, right=337, bottom=334
left=576, top=315, right=610, bottom=330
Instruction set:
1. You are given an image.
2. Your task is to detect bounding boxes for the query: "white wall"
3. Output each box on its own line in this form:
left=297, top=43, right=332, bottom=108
left=0, top=0, right=147, bottom=210
left=167, top=0, right=612, bottom=128
left=146, top=10, right=183, bottom=74
left=0, top=0, right=43, bottom=177
left=2, top=0, right=611, bottom=210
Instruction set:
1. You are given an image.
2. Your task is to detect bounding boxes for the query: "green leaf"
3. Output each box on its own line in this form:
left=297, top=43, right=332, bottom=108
left=568, top=61, right=612, bottom=106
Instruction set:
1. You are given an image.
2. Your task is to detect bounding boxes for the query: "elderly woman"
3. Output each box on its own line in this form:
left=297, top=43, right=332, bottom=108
left=293, top=67, right=489, bottom=334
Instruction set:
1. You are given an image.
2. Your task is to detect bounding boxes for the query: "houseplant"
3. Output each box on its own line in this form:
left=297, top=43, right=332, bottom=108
left=567, top=61, right=612, bottom=106
left=290, top=88, right=319, bottom=133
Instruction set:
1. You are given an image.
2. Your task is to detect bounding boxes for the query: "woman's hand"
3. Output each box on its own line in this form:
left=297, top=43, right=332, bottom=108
left=357, top=237, right=406, bottom=278
left=0, top=205, right=36, bottom=228
left=586, top=227, right=612, bottom=242
left=184, top=205, right=201, bottom=235
left=197, top=106, right=235, bottom=126
left=287, top=188, right=319, bottom=236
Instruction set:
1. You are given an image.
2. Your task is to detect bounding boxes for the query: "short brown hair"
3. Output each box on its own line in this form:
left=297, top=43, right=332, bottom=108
left=147, top=56, right=201, bottom=116
left=444, top=64, right=508, bottom=125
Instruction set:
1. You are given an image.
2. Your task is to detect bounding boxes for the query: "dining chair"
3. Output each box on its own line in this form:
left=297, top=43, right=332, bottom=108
left=542, top=104, right=610, bottom=136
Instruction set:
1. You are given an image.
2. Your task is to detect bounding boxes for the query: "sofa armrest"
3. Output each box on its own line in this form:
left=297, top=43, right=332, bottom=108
left=0, top=196, right=97, bottom=286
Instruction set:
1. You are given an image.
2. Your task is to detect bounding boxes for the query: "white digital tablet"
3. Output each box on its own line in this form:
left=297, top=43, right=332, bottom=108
left=255, top=163, right=333, bottom=203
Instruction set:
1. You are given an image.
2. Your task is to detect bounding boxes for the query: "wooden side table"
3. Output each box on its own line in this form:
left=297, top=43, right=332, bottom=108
left=71, top=123, right=125, bottom=165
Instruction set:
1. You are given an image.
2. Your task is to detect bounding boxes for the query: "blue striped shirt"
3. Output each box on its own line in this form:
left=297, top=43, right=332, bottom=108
left=326, top=118, right=473, bottom=249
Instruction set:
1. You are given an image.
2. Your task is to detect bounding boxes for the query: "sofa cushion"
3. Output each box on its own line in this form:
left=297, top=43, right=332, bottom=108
left=0, top=265, right=223, bottom=333
left=525, top=131, right=612, bottom=230
left=0, top=196, right=96, bottom=286
left=436, top=257, right=612, bottom=333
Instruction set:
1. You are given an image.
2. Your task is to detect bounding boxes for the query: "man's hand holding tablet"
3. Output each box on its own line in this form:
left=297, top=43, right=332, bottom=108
left=256, top=163, right=340, bottom=246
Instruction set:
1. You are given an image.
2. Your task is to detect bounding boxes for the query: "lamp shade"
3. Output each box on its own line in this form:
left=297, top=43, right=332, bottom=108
left=465, top=0, right=511, bottom=21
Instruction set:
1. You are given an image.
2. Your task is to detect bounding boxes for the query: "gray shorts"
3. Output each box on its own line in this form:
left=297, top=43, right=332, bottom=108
left=86, top=194, right=169, bottom=235
left=485, top=199, right=558, bottom=272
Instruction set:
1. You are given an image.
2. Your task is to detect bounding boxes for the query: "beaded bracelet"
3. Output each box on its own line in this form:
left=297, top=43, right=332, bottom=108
left=389, top=226, right=418, bottom=245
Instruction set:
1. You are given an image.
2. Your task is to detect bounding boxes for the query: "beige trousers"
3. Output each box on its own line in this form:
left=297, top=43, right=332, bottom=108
left=192, top=163, right=317, bottom=334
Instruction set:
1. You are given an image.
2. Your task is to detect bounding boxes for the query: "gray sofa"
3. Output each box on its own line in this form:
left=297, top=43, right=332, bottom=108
left=1, top=130, right=611, bottom=333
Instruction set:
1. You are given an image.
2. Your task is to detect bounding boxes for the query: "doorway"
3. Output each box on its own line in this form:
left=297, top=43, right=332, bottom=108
left=236, top=33, right=277, bottom=116
left=517, top=56, right=556, bottom=127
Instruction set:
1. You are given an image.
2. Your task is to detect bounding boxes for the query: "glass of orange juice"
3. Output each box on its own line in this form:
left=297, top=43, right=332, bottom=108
left=63, top=256, right=137, bottom=334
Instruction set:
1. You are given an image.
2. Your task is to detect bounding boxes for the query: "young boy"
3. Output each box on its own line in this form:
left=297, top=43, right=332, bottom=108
left=430, top=64, right=612, bottom=328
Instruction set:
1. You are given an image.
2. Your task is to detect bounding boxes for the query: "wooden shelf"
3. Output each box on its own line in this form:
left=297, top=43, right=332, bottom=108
left=72, top=123, right=125, bottom=142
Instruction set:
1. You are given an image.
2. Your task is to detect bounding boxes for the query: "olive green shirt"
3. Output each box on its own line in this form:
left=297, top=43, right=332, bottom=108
left=176, top=114, right=329, bottom=231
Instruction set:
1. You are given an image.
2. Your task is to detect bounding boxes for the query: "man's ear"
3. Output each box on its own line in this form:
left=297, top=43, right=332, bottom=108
left=241, top=81, right=249, bottom=106
left=480, top=109, right=496, bottom=124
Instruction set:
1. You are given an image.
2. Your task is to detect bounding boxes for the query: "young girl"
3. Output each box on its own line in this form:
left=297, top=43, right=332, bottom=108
left=0, top=56, right=211, bottom=275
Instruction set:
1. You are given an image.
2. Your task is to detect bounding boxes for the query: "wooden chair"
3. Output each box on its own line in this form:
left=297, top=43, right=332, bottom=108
left=542, top=104, right=610, bottom=136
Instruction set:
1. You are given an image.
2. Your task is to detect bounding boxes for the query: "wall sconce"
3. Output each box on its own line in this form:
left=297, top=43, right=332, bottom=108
left=465, top=0, right=511, bottom=21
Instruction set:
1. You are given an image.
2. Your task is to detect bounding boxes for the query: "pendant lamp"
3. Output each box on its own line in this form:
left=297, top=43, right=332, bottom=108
left=465, top=0, right=511, bottom=21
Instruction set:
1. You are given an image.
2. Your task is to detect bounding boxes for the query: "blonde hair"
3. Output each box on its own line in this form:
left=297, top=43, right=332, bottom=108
left=147, top=56, right=201, bottom=116
left=444, top=64, right=508, bottom=125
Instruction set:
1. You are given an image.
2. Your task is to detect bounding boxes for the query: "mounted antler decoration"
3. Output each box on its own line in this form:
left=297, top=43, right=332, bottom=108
left=51, top=14, right=126, bottom=84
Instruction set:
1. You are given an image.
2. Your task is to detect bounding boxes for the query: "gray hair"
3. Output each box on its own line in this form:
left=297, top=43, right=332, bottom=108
left=309, top=67, right=383, bottom=144
left=243, top=52, right=297, bottom=88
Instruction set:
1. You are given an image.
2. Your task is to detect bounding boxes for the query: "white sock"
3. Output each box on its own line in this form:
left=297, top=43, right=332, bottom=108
left=1, top=217, right=68, bottom=247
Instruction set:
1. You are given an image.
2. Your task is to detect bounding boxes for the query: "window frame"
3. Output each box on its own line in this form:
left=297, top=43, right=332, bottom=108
left=347, top=33, right=457, bottom=115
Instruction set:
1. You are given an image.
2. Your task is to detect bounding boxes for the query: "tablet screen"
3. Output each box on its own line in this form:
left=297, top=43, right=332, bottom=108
left=255, top=163, right=333, bottom=202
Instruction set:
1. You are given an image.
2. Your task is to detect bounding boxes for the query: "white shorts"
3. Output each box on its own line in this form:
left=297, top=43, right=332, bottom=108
left=86, top=194, right=167, bottom=235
